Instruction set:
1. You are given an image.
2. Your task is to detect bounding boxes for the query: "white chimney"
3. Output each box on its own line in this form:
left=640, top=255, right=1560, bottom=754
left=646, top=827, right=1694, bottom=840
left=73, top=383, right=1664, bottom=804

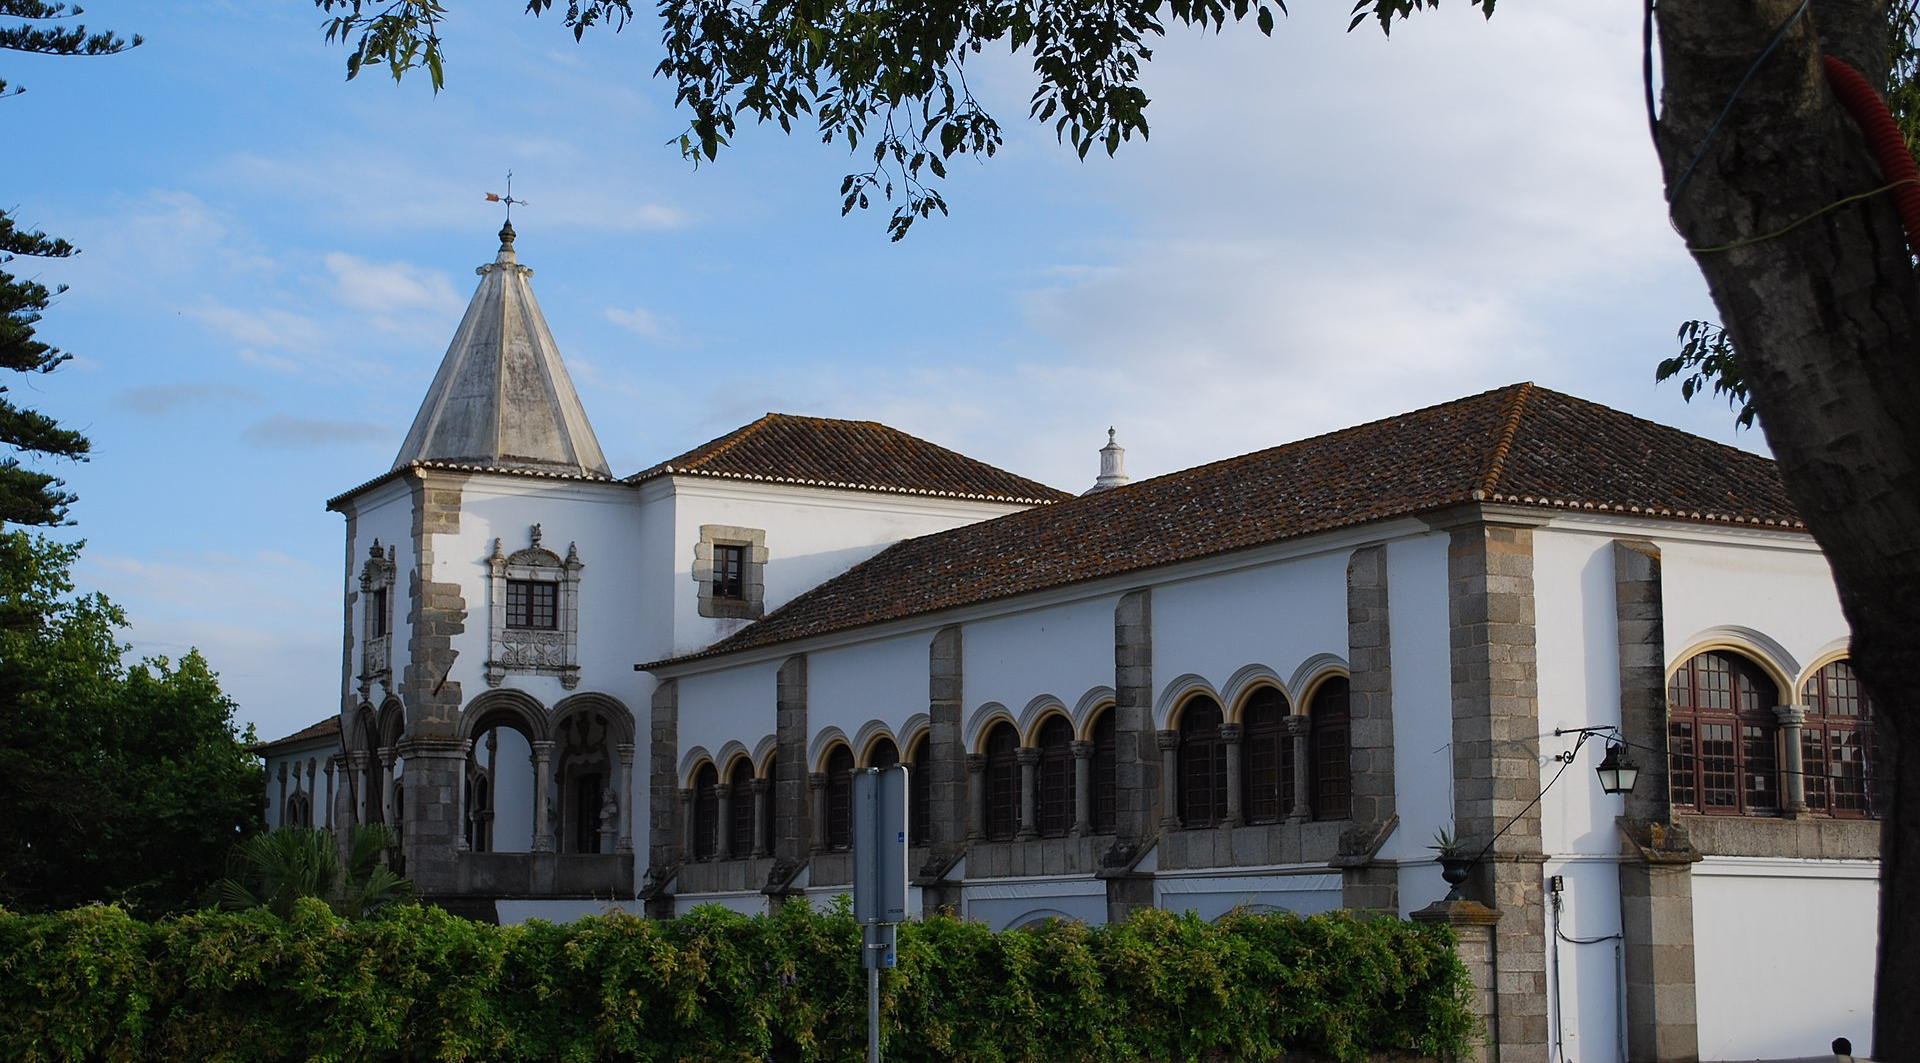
left=1085, top=428, right=1130, bottom=494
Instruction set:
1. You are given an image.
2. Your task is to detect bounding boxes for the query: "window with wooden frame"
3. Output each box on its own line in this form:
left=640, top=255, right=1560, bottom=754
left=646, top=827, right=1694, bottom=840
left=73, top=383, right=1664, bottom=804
left=1801, top=659, right=1876, bottom=818
left=505, top=578, right=558, bottom=630
left=1669, top=650, right=1779, bottom=815
left=1090, top=708, right=1117, bottom=834
left=1241, top=687, right=1292, bottom=824
left=692, top=763, right=719, bottom=860
left=1035, top=715, right=1076, bottom=837
left=712, top=543, right=747, bottom=600
left=908, top=736, right=931, bottom=846
left=1309, top=677, right=1351, bottom=821
left=1178, top=695, right=1228, bottom=827
left=728, top=758, right=757, bottom=856
left=825, top=745, right=856, bottom=850
left=984, top=722, right=1021, bottom=841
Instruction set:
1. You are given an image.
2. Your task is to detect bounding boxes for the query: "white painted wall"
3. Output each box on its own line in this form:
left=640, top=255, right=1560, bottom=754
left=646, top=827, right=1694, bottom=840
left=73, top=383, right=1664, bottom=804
left=342, top=478, right=414, bottom=711
left=961, top=595, right=1117, bottom=744
left=1533, top=529, right=1632, bottom=857
left=809, top=632, right=935, bottom=762
left=261, top=741, right=338, bottom=829
left=1155, top=870, right=1344, bottom=923
left=1382, top=533, right=1455, bottom=892
left=665, top=479, right=1035, bottom=658
left=1692, top=858, right=1878, bottom=1060
left=676, top=660, right=784, bottom=781
left=1541, top=855, right=1627, bottom=1063
left=1659, top=537, right=1848, bottom=689
left=963, top=877, right=1108, bottom=930
left=1151, top=551, right=1349, bottom=724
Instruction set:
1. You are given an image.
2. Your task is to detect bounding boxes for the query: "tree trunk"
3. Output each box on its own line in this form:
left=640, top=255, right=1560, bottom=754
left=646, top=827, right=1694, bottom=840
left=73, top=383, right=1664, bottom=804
left=1655, top=0, right=1920, bottom=1057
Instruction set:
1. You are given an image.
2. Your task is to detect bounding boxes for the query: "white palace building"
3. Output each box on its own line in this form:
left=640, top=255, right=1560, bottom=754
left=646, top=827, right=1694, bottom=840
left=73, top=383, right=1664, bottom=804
left=258, top=225, right=1881, bottom=1063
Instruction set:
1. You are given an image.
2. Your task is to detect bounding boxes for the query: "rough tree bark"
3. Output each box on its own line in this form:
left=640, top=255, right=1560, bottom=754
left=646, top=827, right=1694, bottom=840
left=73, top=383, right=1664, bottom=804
left=1655, top=0, right=1920, bottom=1056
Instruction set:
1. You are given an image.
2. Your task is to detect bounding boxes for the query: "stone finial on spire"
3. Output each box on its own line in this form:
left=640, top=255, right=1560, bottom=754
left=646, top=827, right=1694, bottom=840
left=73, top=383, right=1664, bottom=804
left=1085, top=427, right=1130, bottom=494
left=499, top=219, right=516, bottom=250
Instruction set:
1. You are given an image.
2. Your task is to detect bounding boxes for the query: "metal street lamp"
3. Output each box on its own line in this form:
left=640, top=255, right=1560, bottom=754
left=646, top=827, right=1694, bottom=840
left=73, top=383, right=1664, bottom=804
left=1593, top=741, right=1639, bottom=796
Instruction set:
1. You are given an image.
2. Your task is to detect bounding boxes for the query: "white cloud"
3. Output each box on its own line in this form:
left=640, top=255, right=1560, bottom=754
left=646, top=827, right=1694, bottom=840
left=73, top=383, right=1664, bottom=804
left=241, top=415, right=388, bottom=449
left=189, top=303, right=326, bottom=350
left=604, top=306, right=667, bottom=339
left=323, top=251, right=462, bottom=317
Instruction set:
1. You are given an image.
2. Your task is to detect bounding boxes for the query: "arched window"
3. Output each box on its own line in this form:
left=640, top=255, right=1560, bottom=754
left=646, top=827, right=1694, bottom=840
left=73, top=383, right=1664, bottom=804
left=1179, top=695, right=1227, bottom=828
left=867, top=736, right=900, bottom=769
left=1241, top=687, right=1292, bottom=824
left=908, top=736, right=931, bottom=846
left=1801, top=659, right=1876, bottom=818
left=1090, top=708, right=1117, bottom=834
left=984, top=722, right=1021, bottom=841
left=1035, top=715, right=1075, bottom=837
left=728, top=758, right=757, bottom=856
left=570, top=771, right=604, bottom=854
left=692, top=763, right=719, bottom=860
left=1669, top=650, right=1779, bottom=815
left=825, top=745, right=856, bottom=850
left=285, top=790, right=312, bottom=829
left=759, top=754, right=778, bottom=852
left=1309, top=677, right=1351, bottom=821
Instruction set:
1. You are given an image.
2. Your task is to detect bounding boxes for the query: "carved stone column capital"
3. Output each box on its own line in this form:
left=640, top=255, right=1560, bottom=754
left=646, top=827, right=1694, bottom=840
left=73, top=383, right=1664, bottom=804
left=807, top=771, right=828, bottom=791
left=1015, top=747, right=1041, bottom=767
left=966, top=753, right=988, bottom=775
left=1155, top=729, right=1180, bottom=752
left=751, top=777, right=771, bottom=796
left=1219, top=723, right=1244, bottom=744
left=1773, top=704, right=1809, bottom=727
left=1283, top=714, right=1312, bottom=738
left=1071, top=740, right=1094, bottom=760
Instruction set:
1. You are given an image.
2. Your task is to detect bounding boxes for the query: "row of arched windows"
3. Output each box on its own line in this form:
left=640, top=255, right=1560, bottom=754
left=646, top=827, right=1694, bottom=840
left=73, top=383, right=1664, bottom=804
left=1174, top=677, right=1350, bottom=828
left=1667, top=652, right=1875, bottom=818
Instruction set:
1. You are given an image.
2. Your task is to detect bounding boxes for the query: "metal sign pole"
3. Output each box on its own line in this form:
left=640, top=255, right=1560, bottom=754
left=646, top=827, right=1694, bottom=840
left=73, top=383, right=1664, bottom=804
left=852, top=766, right=908, bottom=1063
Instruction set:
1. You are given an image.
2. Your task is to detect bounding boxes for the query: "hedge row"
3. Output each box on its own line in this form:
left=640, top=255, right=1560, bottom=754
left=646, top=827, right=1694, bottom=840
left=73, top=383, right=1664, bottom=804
left=0, top=899, right=1477, bottom=1062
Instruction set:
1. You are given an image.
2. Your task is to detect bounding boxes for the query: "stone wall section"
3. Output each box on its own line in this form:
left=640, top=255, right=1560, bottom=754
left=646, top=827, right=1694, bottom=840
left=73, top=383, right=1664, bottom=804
left=771, top=655, right=811, bottom=899
left=646, top=678, right=681, bottom=917
left=1342, top=544, right=1398, bottom=912
left=401, top=469, right=471, bottom=895
left=1106, top=588, right=1156, bottom=921
left=1447, top=517, right=1547, bottom=1063
left=924, top=626, right=965, bottom=913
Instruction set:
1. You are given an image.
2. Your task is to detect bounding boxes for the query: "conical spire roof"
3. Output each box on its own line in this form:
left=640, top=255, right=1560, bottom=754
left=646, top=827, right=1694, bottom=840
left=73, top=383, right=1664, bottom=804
left=392, top=223, right=612, bottom=477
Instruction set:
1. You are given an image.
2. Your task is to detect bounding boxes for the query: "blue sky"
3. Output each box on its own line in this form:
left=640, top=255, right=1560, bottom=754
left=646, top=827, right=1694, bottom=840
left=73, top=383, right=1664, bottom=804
left=11, top=0, right=1734, bottom=744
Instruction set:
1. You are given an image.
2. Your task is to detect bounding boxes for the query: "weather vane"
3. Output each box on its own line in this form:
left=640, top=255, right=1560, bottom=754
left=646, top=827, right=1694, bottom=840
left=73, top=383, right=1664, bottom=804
left=485, top=171, right=528, bottom=222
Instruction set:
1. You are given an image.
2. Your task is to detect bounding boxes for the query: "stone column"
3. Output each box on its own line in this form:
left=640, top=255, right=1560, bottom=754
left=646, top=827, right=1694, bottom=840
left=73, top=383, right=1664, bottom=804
left=809, top=772, right=830, bottom=854
left=1775, top=704, right=1810, bottom=816
left=1412, top=898, right=1502, bottom=1063
left=1220, top=723, right=1244, bottom=827
left=1285, top=715, right=1313, bottom=822
left=1445, top=514, right=1549, bottom=1063
left=379, top=747, right=398, bottom=827
left=679, top=787, right=696, bottom=860
left=751, top=777, right=771, bottom=857
left=965, top=754, right=988, bottom=840
left=324, top=758, right=336, bottom=830
left=276, top=763, right=289, bottom=827
left=453, top=739, right=472, bottom=852
left=1157, top=730, right=1181, bottom=830
left=773, top=656, right=811, bottom=875
left=1016, top=747, right=1040, bottom=840
left=716, top=782, right=735, bottom=860
left=350, top=751, right=371, bottom=827
left=649, top=679, right=681, bottom=893
left=615, top=742, right=635, bottom=852
left=1071, top=740, right=1093, bottom=837
left=531, top=740, right=555, bottom=852
left=1341, top=543, right=1399, bottom=912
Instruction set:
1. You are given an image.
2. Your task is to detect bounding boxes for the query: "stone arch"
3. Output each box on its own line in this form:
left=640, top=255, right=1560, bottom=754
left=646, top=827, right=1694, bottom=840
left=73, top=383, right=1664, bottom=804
left=1796, top=637, right=1855, bottom=692
left=345, top=701, right=380, bottom=753
left=1071, top=686, right=1116, bottom=736
left=1288, top=654, right=1350, bottom=704
left=1002, top=908, right=1078, bottom=931
left=458, top=688, right=550, bottom=744
left=1221, top=664, right=1287, bottom=723
left=553, top=691, right=636, bottom=745
left=852, top=720, right=899, bottom=766
left=1156, top=674, right=1222, bottom=731
left=897, top=712, right=930, bottom=748
left=752, top=734, right=779, bottom=775
left=550, top=693, right=630, bottom=855
left=1017, top=694, right=1067, bottom=743
left=715, top=740, right=754, bottom=778
left=809, top=727, right=853, bottom=773
left=680, top=745, right=718, bottom=785
left=376, top=696, right=406, bottom=747
left=1669, top=627, right=1797, bottom=695
left=964, top=702, right=1017, bottom=753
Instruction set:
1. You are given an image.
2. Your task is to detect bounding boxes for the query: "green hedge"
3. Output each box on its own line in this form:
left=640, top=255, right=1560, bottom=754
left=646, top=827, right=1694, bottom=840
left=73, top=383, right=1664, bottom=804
left=0, top=900, right=1476, bottom=1062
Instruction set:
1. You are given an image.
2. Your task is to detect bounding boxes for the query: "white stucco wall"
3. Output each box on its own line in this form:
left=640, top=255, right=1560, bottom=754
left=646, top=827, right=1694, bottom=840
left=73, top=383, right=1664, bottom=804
left=1155, top=869, right=1344, bottom=923
left=1533, top=529, right=1631, bottom=857
left=675, top=659, right=784, bottom=781
left=1659, top=537, right=1848, bottom=692
left=961, top=595, right=1117, bottom=745
left=809, top=632, right=937, bottom=763
left=665, top=479, right=1033, bottom=658
left=1151, top=551, right=1349, bottom=726
left=341, top=478, right=415, bottom=712
left=1692, top=858, right=1878, bottom=1060
left=261, top=740, right=339, bottom=830
left=1382, top=532, right=1455, bottom=892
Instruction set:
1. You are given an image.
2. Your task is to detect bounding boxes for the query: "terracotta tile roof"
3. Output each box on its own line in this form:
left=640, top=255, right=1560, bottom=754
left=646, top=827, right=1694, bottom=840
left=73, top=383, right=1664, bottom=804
left=648, top=383, right=1798, bottom=668
left=627, top=413, right=1073, bottom=505
left=254, top=715, right=342, bottom=754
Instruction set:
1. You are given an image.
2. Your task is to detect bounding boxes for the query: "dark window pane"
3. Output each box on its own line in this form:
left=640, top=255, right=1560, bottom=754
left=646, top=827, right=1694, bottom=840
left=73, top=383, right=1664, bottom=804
left=693, top=764, right=719, bottom=860
left=1179, top=696, right=1226, bottom=827
left=909, top=738, right=930, bottom=845
left=1669, top=651, right=1780, bottom=815
left=729, top=759, right=756, bottom=856
left=985, top=723, right=1020, bottom=841
left=1036, top=716, right=1075, bottom=837
left=1311, top=678, right=1351, bottom=821
left=1242, top=687, right=1288, bottom=824
left=713, top=544, right=746, bottom=599
left=826, top=746, right=855, bottom=849
left=1091, top=709, right=1117, bottom=834
left=506, top=579, right=557, bottom=630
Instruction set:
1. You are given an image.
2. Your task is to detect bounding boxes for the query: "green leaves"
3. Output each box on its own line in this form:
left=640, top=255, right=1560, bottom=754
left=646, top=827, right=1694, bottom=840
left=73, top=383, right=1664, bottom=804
left=1659, top=319, right=1757, bottom=429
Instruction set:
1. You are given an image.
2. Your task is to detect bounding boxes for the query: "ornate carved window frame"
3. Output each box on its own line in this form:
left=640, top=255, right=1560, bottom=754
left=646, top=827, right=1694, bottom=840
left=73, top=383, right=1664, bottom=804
left=694, top=524, right=766, bottom=620
left=486, top=524, right=583, bottom=689
left=357, top=539, right=397, bottom=700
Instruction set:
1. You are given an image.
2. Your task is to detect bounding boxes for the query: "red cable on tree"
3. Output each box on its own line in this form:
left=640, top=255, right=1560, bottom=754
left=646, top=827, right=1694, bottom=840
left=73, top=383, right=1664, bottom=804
left=1823, top=54, right=1920, bottom=252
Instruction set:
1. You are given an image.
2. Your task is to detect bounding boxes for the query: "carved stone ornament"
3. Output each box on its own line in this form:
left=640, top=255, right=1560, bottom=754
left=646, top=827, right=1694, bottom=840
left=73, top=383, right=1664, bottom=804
left=485, top=524, right=584, bottom=688
left=356, top=539, right=397, bottom=700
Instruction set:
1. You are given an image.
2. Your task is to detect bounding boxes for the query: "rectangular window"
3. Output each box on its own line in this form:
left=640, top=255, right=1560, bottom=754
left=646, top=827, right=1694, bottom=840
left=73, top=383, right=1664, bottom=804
left=506, top=579, right=558, bottom=630
left=712, top=543, right=746, bottom=599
